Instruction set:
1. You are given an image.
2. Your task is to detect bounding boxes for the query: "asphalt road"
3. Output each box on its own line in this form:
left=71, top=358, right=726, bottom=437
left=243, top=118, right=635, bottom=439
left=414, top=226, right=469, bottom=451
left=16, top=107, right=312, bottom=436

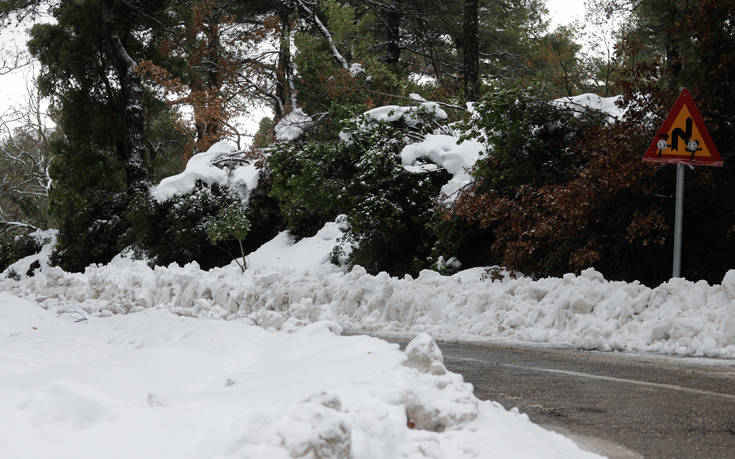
left=388, top=338, right=735, bottom=458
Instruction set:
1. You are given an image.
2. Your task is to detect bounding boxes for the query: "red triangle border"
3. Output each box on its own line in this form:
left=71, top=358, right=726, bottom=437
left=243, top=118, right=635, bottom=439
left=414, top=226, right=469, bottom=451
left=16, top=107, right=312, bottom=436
left=643, top=88, right=723, bottom=167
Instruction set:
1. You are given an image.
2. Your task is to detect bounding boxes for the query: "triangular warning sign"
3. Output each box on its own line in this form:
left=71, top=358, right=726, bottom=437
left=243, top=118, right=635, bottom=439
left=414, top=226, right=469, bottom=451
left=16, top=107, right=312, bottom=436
left=643, top=88, right=723, bottom=167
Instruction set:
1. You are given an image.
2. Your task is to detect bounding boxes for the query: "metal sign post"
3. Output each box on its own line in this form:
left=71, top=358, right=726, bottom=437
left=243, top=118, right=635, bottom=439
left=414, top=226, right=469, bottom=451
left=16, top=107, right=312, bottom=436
left=672, top=164, right=685, bottom=277
left=642, top=88, right=723, bottom=279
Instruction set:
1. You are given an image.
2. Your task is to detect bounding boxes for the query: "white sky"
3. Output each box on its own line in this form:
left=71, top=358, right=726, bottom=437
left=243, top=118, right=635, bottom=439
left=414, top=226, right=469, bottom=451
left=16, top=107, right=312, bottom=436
left=546, top=0, right=587, bottom=29
left=0, top=1, right=588, bottom=140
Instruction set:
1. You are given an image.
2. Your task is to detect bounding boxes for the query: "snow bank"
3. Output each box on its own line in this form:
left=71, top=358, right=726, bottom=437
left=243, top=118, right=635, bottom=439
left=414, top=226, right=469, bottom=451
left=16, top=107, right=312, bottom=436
left=0, top=292, right=597, bottom=458
left=245, top=218, right=347, bottom=272
left=274, top=108, right=314, bottom=141
left=400, top=134, right=484, bottom=201
left=151, top=141, right=259, bottom=202
left=4, top=253, right=735, bottom=358
left=553, top=93, right=626, bottom=121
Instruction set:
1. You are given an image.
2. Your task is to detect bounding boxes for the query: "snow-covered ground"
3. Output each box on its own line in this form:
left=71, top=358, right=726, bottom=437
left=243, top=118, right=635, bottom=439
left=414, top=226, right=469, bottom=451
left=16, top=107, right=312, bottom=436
left=1, top=172, right=734, bottom=458
left=0, top=291, right=598, bottom=458
left=1, top=15, right=646, bottom=457
left=4, top=220, right=735, bottom=360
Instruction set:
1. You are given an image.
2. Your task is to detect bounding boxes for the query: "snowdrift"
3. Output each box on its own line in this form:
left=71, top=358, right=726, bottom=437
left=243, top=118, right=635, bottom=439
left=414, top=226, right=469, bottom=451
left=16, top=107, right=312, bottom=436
left=4, top=249, right=735, bottom=358
left=0, top=293, right=596, bottom=458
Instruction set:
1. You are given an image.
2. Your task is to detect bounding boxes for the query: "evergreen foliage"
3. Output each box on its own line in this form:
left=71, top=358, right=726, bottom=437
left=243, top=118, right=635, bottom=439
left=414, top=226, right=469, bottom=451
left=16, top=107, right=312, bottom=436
left=460, top=88, right=606, bottom=194
left=335, top=111, right=450, bottom=275
left=268, top=139, right=352, bottom=238
left=268, top=105, right=449, bottom=275
left=124, top=184, right=248, bottom=270
left=0, top=230, right=41, bottom=273
left=4, top=0, right=734, bottom=285
left=47, top=140, right=129, bottom=272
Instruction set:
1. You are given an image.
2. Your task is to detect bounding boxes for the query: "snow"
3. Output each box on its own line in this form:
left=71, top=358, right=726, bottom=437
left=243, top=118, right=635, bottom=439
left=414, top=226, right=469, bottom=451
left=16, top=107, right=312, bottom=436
left=245, top=218, right=346, bottom=272
left=348, top=62, right=365, bottom=77
left=4, top=222, right=735, bottom=359
left=363, top=102, right=448, bottom=124
left=274, top=108, right=314, bottom=141
left=339, top=101, right=450, bottom=145
left=0, top=291, right=598, bottom=458
left=2, top=218, right=734, bottom=457
left=553, top=93, right=626, bottom=121
left=400, top=134, right=485, bottom=201
left=150, top=141, right=259, bottom=202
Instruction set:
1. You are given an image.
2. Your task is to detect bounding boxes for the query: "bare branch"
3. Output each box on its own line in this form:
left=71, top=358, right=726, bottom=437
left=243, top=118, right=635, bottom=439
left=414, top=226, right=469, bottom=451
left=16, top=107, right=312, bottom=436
left=294, top=0, right=350, bottom=71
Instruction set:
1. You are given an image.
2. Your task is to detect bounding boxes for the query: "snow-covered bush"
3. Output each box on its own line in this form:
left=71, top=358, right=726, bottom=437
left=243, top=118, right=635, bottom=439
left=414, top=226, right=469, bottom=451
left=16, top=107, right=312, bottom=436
left=124, top=143, right=281, bottom=269
left=125, top=182, right=282, bottom=270
left=338, top=115, right=450, bottom=274
left=268, top=105, right=450, bottom=275
left=425, top=88, right=607, bottom=275
left=444, top=87, right=684, bottom=283
left=50, top=189, right=129, bottom=273
left=459, top=87, right=605, bottom=194
left=124, top=185, right=239, bottom=269
left=0, top=231, right=42, bottom=273
left=267, top=140, right=353, bottom=238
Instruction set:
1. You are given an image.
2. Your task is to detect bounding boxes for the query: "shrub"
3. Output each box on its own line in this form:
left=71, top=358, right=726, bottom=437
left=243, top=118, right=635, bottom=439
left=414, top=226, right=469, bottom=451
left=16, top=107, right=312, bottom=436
left=50, top=189, right=129, bottom=272
left=48, top=140, right=129, bottom=272
left=445, top=88, right=616, bottom=279
left=460, top=87, right=606, bottom=195
left=207, top=199, right=252, bottom=271
left=449, top=87, right=685, bottom=284
left=0, top=230, right=42, bottom=273
left=124, top=184, right=243, bottom=269
left=336, top=109, right=451, bottom=275
left=268, top=105, right=451, bottom=275
left=267, top=140, right=354, bottom=238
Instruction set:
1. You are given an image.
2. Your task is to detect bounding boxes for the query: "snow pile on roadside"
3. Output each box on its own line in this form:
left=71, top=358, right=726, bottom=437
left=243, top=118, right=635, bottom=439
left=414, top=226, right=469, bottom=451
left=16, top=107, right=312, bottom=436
left=400, top=134, right=485, bottom=201
left=4, top=248, right=735, bottom=358
left=0, top=293, right=597, bottom=459
left=151, top=141, right=259, bottom=202
left=245, top=218, right=347, bottom=272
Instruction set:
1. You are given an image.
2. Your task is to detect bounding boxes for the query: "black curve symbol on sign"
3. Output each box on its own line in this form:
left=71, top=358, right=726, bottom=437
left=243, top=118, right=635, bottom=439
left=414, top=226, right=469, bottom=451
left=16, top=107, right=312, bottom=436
left=671, top=117, right=692, bottom=152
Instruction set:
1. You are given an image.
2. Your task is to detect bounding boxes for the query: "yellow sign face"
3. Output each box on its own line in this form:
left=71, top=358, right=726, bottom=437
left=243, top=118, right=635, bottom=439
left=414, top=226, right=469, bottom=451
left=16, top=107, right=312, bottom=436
left=643, top=88, right=722, bottom=166
left=663, top=105, right=712, bottom=159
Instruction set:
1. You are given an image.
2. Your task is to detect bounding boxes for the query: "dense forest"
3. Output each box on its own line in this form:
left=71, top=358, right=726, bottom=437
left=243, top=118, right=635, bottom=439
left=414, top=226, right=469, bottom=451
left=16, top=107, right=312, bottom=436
left=1, top=0, right=734, bottom=286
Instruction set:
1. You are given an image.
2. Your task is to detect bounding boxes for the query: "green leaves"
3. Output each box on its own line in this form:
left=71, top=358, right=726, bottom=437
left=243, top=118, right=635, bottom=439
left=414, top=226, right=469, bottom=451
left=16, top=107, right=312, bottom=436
left=206, top=200, right=251, bottom=245
left=267, top=139, right=354, bottom=237
left=267, top=105, right=449, bottom=275
left=460, top=87, right=605, bottom=194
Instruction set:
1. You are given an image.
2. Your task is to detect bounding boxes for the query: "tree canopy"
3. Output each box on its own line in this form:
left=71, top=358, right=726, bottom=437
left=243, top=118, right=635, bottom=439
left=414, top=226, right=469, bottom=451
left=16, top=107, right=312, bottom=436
left=1, top=0, right=733, bottom=285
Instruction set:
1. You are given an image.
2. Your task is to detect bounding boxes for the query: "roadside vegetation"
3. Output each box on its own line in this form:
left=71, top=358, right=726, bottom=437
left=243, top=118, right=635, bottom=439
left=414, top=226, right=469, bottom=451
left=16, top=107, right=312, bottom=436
left=1, top=0, right=734, bottom=286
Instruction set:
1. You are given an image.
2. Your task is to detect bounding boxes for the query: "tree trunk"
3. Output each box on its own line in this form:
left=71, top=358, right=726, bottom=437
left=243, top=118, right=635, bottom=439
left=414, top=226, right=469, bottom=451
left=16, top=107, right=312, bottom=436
left=109, top=34, right=147, bottom=193
left=663, top=4, right=682, bottom=90
left=103, top=5, right=147, bottom=194
left=277, top=6, right=297, bottom=113
left=195, top=8, right=224, bottom=153
left=463, top=0, right=479, bottom=102
left=385, top=0, right=402, bottom=68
